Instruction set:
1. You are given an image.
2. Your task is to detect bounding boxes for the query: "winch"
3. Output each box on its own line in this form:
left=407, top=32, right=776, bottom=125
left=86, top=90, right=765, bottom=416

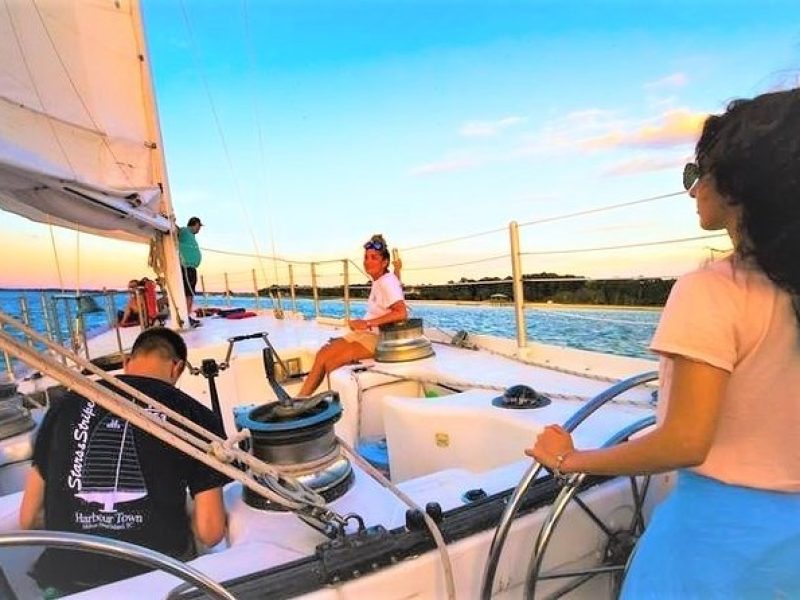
left=374, top=318, right=435, bottom=363
left=234, top=392, right=354, bottom=510
left=0, top=378, right=38, bottom=494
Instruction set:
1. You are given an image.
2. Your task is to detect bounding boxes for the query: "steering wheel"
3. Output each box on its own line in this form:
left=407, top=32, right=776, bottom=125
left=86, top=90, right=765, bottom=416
left=0, top=530, right=234, bottom=599
left=525, top=415, right=656, bottom=599
left=480, top=370, right=659, bottom=599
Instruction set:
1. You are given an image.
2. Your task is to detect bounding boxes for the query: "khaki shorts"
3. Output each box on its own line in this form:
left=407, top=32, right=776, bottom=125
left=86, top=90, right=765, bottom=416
left=343, top=330, right=379, bottom=353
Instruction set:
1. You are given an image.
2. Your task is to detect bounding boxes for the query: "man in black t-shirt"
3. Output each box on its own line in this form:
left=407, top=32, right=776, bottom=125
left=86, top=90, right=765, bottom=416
left=19, top=328, right=230, bottom=594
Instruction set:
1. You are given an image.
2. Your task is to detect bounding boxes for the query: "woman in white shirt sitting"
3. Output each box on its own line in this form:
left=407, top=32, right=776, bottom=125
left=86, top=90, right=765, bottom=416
left=298, top=234, right=406, bottom=397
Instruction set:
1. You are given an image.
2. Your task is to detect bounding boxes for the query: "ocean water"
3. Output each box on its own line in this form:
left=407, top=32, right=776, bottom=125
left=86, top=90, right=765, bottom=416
left=0, top=289, right=661, bottom=376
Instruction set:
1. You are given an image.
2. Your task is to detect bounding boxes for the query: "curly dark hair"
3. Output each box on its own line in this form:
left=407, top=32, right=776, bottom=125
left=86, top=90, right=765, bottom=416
left=696, top=88, right=800, bottom=304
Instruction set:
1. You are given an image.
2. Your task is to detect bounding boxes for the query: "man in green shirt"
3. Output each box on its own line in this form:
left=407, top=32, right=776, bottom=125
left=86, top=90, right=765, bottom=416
left=178, top=216, right=203, bottom=327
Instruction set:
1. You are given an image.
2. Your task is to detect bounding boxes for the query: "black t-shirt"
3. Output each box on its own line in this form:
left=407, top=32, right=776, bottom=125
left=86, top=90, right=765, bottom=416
left=30, top=375, right=230, bottom=592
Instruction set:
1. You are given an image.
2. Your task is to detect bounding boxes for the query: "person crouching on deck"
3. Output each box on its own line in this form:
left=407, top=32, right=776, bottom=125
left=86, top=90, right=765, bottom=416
left=19, top=327, right=230, bottom=595
left=297, top=234, right=406, bottom=396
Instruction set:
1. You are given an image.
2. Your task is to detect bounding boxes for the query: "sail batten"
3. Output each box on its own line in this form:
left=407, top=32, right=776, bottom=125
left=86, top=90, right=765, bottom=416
left=0, top=0, right=168, bottom=241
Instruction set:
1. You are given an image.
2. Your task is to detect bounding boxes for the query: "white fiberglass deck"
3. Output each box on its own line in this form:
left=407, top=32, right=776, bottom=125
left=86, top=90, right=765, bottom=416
left=1, top=310, right=661, bottom=599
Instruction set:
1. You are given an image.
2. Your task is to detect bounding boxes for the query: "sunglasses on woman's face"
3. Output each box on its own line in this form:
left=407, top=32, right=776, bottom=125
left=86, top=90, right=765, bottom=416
left=364, top=240, right=385, bottom=251
left=683, top=162, right=702, bottom=191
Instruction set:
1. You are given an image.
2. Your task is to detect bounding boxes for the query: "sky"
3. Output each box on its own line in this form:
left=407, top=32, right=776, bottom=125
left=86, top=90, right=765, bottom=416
left=2, top=0, right=800, bottom=290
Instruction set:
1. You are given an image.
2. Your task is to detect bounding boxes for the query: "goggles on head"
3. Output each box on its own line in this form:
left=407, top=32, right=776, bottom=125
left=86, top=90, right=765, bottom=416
left=364, top=239, right=385, bottom=252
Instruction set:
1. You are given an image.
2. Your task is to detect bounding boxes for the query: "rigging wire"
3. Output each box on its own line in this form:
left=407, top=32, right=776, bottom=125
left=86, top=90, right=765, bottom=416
left=404, top=254, right=510, bottom=271
left=199, top=190, right=698, bottom=278
left=400, top=190, right=686, bottom=253
left=177, top=0, right=270, bottom=287
left=519, top=233, right=728, bottom=256
left=402, top=233, right=728, bottom=272
left=517, top=191, right=685, bottom=229
left=241, top=0, right=281, bottom=286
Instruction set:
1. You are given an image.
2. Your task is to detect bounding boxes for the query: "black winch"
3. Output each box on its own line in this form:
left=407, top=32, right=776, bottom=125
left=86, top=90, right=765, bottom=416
left=492, top=384, right=551, bottom=409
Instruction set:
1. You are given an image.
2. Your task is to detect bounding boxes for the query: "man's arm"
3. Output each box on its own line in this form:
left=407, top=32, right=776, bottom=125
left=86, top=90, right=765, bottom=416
left=19, top=467, right=45, bottom=529
left=192, top=487, right=227, bottom=547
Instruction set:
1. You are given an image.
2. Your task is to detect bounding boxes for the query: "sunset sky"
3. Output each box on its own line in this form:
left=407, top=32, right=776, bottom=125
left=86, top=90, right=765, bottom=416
left=2, top=0, right=799, bottom=290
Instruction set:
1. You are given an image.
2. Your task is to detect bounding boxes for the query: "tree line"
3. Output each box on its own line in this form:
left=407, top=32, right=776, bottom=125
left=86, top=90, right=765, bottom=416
left=262, top=272, right=675, bottom=307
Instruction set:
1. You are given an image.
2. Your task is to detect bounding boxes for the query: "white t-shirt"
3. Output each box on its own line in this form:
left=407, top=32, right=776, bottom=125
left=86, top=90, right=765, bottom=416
left=364, top=272, right=404, bottom=326
left=650, top=257, right=800, bottom=492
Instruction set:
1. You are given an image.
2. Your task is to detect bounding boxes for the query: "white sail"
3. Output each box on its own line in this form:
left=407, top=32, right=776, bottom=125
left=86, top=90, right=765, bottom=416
left=0, top=0, right=170, bottom=242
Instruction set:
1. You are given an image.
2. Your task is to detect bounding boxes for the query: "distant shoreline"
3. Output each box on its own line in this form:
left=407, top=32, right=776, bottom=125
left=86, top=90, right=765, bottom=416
left=406, top=299, right=662, bottom=312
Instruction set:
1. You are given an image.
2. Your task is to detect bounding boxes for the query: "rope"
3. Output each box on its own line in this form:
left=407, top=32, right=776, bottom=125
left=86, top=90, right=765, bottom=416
left=0, top=310, right=324, bottom=511
left=208, top=429, right=252, bottom=463
left=75, top=229, right=81, bottom=296
left=338, top=436, right=457, bottom=600
left=365, top=365, right=591, bottom=403
left=46, top=218, right=65, bottom=293
left=418, top=325, right=659, bottom=406
left=148, top=234, right=185, bottom=329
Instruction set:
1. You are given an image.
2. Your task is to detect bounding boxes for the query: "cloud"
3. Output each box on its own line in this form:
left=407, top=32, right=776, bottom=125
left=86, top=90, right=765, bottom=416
left=601, top=155, right=687, bottom=177
left=413, top=105, right=705, bottom=177
left=411, top=156, right=482, bottom=175
left=459, top=116, right=525, bottom=137
left=644, top=72, right=689, bottom=90
left=581, top=108, right=707, bottom=150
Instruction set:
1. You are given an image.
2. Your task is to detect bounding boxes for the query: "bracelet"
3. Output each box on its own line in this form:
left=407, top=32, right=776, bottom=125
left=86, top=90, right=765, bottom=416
left=553, top=451, right=574, bottom=480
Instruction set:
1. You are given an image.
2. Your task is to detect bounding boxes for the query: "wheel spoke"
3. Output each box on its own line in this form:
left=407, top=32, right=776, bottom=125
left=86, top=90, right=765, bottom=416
left=540, top=564, right=626, bottom=580
left=627, top=475, right=651, bottom=535
left=574, top=495, right=614, bottom=538
left=521, top=379, right=658, bottom=600
left=540, top=567, right=622, bottom=600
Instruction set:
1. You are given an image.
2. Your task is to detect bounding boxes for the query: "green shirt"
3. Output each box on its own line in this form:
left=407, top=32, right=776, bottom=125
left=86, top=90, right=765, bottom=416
left=178, top=227, right=202, bottom=268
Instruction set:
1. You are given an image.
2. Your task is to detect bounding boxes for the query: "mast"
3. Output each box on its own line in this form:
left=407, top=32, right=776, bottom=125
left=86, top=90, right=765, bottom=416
left=131, top=0, right=188, bottom=327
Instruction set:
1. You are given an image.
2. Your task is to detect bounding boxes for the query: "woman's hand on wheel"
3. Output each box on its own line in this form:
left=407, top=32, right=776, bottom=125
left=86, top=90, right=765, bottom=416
left=525, top=424, right=575, bottom=470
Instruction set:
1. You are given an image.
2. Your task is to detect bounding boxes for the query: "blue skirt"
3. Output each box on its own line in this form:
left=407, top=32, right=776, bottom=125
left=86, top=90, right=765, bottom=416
left=620, top=470, right=800, bottom=599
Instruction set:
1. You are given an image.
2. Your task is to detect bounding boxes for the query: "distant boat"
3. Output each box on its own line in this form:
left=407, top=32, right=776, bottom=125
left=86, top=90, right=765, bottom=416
left=488, top=293, right=511, bottom=303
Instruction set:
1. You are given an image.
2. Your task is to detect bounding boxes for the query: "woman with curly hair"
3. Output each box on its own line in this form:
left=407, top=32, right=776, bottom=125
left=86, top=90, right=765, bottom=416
left=298, top=234, right=406, bottom=397
left=529, top=88, right=800, bottom=597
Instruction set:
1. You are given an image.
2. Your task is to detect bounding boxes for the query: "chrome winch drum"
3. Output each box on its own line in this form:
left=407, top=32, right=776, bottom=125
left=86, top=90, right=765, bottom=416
left=234, top=393, right=353, bottom=510
left=0, top=379, right=38, bottom=495
left=374, top=318, right=435, bottom=363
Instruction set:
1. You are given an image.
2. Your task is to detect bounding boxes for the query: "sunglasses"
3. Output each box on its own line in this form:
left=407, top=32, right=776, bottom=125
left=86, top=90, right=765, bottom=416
left=364, top=240, right=385, bottom=251
left=683, top=162, right=702, bottom=191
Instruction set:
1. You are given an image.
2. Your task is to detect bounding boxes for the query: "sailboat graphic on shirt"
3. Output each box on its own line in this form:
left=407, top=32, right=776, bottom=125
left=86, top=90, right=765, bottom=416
left=76, top=415, right=148, bottom=512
